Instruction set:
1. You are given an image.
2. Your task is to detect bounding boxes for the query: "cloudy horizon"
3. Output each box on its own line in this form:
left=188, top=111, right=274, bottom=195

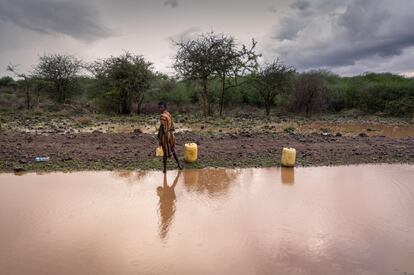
left=1, top=0, right=414, bottom=77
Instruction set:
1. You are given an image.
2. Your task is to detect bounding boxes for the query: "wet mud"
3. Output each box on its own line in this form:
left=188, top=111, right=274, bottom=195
left=0, top=130, right=413, bottom=172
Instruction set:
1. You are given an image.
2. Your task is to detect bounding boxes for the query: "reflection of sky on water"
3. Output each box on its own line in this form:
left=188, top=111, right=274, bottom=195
left=0, top=165, right=413, bottom=275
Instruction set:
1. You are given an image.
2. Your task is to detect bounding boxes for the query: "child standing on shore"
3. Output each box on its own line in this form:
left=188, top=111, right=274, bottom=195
left=157, top=101, right=182, bottom=173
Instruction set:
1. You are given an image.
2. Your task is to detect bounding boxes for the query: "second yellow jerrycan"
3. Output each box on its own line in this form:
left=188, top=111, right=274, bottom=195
left=156, top=146, right=164, bottom=157
left=184, top=143, right=198, bottom=163
left=281, top=147, right=296, bottom=167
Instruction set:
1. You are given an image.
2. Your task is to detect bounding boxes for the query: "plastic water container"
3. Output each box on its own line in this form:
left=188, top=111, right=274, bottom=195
left=281, top=148, right=296, bottom=167
left=156, top=146, right=164, bottom=157
left=184, top=143, right=198, bottom=163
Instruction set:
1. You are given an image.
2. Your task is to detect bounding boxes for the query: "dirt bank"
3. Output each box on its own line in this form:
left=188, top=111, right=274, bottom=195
left=1, top=131, right=413, bottom=172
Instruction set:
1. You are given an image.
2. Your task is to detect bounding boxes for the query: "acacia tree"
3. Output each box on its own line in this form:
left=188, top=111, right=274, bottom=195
left=174, top=32, right=259, bottom=117
left=90, top=53, right=153, bottom=114
left=293, top=71, right=328, bottom=117
left=215, top=37, right=259, bottom=116
left=34, top=54, right=82, bottom=103
left=173, top=32, right=220, bottom=117
left=253, top=59, right=295, bottom=116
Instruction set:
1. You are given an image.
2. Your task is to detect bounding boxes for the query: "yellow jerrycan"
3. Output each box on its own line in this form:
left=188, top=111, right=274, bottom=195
left=156, top=146, right=164, bottom=157
left=281, top=147, right=296, bottom=167
left=184, top=143, right=198, bottom=163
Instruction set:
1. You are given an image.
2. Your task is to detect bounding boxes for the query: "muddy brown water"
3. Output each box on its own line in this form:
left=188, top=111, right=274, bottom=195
left=0, top=165, right=413, bottom=275
left=300, top=122, right=414, bottom=138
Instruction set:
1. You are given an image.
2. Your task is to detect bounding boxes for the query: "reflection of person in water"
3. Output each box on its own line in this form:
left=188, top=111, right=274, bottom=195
left=157, top=170, right=181, bottom=240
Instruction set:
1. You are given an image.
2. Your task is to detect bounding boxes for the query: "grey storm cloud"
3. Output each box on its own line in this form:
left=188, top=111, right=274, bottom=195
left=289, top=0, right=311, bottom=11
left=267, top=6, right=277, bottom=14
left=163, top=0, right=179, bottom=8
left=0, top=0, right=413, bottom=76
left=268, top=0, right=414, bottom=73
left=272, top=17, right=307, bottom=40
left=0, top=0, right=112, bottom=42
left=168, top=27, right=201, bottom=43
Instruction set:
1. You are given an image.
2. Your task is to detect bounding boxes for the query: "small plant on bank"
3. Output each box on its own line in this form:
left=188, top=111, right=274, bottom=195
left=284, top=127, right=295, bottom=134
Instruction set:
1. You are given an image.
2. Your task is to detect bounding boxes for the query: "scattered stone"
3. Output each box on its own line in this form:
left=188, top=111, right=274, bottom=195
left=240, top=131, right=252, bottom=138
left=230, top=133, right=238, bottom=139
left=359, top=132, right=368, bottom=137
left=18, top=159, right=28, bottom=164
left=335, top=132, right=342, bottom=137
left=133, top=128, right=143, bottom=134
left=61, top=156, right=72, bottom=162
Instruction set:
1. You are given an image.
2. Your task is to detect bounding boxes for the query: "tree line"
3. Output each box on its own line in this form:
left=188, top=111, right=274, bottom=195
left=0, top=32, right=413, bottom=117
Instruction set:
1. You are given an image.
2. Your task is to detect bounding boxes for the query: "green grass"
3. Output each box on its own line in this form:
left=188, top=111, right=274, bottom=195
left=283, top=127, right=295, bottom=134
left=0, top=156, right=282, bottom=173
left=1, top=153, right=413, bottom=173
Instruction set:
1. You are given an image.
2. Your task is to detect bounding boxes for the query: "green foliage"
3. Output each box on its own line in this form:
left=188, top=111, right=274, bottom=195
left=146, top=74, right=195, bottom=109
left=329, top=73, right=414, bottom=117
left=284, top=127, right=295, bottom=133
left=252, top=59, right=296, bottom=116
left=34, top=54, right=83, bottom=103
left=0, top=76, right=15, bottom=87
left=2, top=50, right=413, bottom=118
left=291, top=70, right=330, bottom=117
left=162, top=82, right=193, bottom=106
left=173, top=32, right=259, bottom=117
left=90, top=52, right=153, bottom=114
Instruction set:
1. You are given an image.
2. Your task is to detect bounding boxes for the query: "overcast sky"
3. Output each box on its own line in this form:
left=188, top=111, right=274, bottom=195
left=1, top=0, right=413, bottom=77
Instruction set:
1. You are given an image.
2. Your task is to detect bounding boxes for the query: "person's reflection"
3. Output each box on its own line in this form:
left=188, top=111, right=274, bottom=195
left=281, top=167, right=295, bottom=185
left=157, top=170, right=181, bottom=240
